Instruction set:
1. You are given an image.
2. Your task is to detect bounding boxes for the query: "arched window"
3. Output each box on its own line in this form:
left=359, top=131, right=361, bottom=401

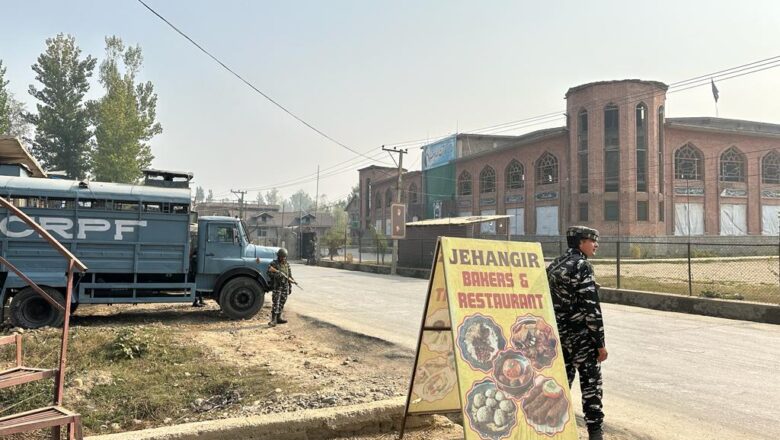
left=458, top=171, right=472, bottom=196
left=536, top=152, right=558, bottom=185
left=577, top=110, right=588, bottom=193
left=385, top=188, right=393, bottom=207
left=658, top=106, right=665, bottom=192
left=365, top=179, right=371, bottom=211
left=720, top=147, right=745, bottom=182
left=408, top=183, right=418, bottom=204
left=505, top=160, right=524, bottom=190
left=479, top=166, right=496, bottom=194
left=762, top=151, right=780, bottom=184
left=675, top=144, right=703, bottom=180
left=604, top=104, right=620, bottom=192
left=636, top=103, right=648, bottom=192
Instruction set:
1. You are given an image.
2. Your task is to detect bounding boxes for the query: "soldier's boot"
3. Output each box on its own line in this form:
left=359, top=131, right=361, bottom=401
left=588, top=428, right=604, bottom=440
left=268, top=313, right=278, bottom=327
left=276, top=313, right=288, bottom=324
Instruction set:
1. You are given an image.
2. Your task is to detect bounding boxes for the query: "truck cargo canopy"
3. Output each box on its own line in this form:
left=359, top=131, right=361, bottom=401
left=0, top=175, right=191, bottom=204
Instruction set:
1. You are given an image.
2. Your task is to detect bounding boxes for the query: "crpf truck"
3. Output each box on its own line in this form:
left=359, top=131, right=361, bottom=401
left=0, top=169, right=278, bottom=328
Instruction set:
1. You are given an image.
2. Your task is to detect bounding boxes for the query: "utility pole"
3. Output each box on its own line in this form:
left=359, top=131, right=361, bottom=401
left=314, top=165, right=320, bottom=261
left=230, top=189, right=247, bottom=221
left=314, top=165, right=320, bottom=217
left=383, top=145, right=407, bottom=275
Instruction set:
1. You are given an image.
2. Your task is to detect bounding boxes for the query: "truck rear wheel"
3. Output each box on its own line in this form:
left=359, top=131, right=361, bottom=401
left=219, top=277, right=264, bottom=320
left=10, top=287, right=65, bottom=329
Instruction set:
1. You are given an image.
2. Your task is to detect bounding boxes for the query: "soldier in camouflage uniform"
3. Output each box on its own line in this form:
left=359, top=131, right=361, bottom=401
left=268, top=248, right=294, bottom=327
left=547, top=226, right=608, bottom=440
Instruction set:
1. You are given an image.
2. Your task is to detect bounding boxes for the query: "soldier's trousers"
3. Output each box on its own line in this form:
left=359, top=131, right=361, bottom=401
left=271, top=284, right=290, bottom=315
left=561, top=332, right=603, bottom=431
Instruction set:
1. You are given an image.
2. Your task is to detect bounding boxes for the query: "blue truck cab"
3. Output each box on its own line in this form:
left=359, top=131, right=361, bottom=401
left=0, top=169, right=277, bottom=328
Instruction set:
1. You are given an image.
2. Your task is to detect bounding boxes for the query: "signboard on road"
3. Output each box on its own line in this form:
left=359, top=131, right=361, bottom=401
left=391, top=203, right=406, bottom=239
left=402, top=237, right=576, bottom=440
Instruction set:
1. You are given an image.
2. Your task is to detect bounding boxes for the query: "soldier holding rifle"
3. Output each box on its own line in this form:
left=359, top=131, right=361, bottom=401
left=267, top=248, right=299, bottom=327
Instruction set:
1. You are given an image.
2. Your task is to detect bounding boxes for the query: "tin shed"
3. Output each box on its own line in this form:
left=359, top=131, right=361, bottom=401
left=398, top=215, right=509, bottom=269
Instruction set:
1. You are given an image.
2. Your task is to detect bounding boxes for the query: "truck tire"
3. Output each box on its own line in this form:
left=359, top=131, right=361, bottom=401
left=219, top=277, right=265, bottom=320
left=10, top=287, right=65, bottom=329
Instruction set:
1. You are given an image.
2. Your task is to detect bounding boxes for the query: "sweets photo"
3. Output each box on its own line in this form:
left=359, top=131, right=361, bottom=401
left=465, top=379, right=518, bottom=440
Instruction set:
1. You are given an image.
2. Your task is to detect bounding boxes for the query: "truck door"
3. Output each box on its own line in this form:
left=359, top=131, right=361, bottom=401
left=202, top=222, right=243, bottom=275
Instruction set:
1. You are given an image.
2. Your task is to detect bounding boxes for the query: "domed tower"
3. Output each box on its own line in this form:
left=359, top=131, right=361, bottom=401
left=565, top=80, right=668, bottom=236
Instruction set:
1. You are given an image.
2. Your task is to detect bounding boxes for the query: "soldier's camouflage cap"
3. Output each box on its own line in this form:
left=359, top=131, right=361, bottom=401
left=566, top=225, right=599, bottom=241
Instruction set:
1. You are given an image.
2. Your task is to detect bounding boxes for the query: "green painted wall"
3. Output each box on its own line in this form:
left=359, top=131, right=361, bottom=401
left=424, top=163, right=455, bottom=218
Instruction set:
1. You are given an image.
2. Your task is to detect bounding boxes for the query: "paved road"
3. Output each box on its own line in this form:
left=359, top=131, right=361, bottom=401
left=287, top=264, right=780, bottom=440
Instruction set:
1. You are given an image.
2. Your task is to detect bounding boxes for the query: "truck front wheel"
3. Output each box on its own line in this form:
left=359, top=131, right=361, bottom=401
left=10, top=287, right=65, bottom=329
left=219, top=277, right=264, bottom=320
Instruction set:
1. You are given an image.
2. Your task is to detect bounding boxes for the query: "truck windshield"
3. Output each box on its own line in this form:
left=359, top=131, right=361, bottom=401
left=239, top=220, right=251, bottom=244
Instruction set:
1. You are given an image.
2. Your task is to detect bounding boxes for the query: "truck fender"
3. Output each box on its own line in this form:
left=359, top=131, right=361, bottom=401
left=214, top=268, right=269, bottom=298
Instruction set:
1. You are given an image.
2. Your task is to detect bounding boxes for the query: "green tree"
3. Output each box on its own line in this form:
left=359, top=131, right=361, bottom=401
left=287, top=189, right=314, bottom=212
left=91, top=36, right=161, bottom=183
left=0, top=60, right=9, bottom=134
left=5, top=96, right=32, bottom=140
left=26, top=35, right=96, bottom=178
left=265, top=188, right=280, bottom=206
left=368, top=224, right=388, bottom=264
left=206, top=189, right=214, bottom=202
left=256, top=191, right=265, bottom=205
left=322, top=208, right=349, bottom=259
left=194, top=186, right=205, bottom=204
left=0, top=61, right=32, bottom=139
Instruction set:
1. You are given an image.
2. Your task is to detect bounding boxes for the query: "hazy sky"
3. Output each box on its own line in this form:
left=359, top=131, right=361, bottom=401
left=2, top=0, right=780, bottom=203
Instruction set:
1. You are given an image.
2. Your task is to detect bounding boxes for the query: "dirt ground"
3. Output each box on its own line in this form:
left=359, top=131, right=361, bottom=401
left=73, top=301, right=413, bottom=416
left=4, top=302, right=642, bottom=439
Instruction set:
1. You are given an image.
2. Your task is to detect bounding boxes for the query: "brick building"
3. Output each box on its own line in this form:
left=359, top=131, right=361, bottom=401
left=357, top=165, right=423, bottom=236
left=356, top=79, right=780, bottom=237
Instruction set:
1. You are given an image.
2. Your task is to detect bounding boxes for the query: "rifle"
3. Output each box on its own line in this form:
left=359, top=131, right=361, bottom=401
left=268, top=265, right=303, bottom=290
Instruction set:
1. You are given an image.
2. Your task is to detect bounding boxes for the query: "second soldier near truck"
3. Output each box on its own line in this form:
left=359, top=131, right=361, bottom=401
left=546, top=226, right=608, bottom=440
left=267, top=248, right=294, bottom=327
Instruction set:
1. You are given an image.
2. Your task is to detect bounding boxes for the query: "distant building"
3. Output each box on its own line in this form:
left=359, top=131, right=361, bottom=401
left=344, top=194, right=360, bottom=240
left=246, top=209, right=335, bottom=249
left=357, top=166, right=422, bottom=236
left=357, top=79, right=780, bottom=237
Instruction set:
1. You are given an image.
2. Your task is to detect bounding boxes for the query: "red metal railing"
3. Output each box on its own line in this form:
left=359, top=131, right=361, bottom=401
left=0, top=196, right=87, bottom=419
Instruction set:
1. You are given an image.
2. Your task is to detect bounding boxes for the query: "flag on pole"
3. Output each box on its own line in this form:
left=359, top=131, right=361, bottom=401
left=711, top=78, right=719, bottom=103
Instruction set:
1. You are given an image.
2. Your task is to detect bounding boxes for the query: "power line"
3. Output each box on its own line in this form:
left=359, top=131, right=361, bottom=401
left=208, top=52, right=780, bottom=199
left=136, top=0, right=383, bottom=164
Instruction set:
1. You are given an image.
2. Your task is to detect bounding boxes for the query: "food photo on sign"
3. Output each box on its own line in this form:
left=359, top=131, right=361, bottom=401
left=456, top=314, right=507, bottom=372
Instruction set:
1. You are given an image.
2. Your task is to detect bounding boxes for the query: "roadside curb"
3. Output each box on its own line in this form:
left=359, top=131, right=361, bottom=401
left=86, top=397, right=428, bottom=440
left=316, top=260, right=780, bottom=325
left=600, top=287, right=780, bottom=324
left=317, top=259, right=429, bottom=279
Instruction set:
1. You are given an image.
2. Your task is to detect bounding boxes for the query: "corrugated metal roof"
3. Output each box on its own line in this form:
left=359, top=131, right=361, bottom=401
left=406, top=215, right=509, bottom=226
left=0, top=175, right=191, bottom=203
left=0, top=137, right=47, bottom=178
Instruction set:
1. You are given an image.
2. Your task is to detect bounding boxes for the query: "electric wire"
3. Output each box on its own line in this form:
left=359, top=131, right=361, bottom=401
left=137, top=0, right=384, bottom=164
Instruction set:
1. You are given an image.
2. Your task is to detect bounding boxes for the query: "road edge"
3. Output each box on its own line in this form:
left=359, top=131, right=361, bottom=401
left=85, top=397, right=434, bottom=440
left=316, top=260, right=780, bottom=324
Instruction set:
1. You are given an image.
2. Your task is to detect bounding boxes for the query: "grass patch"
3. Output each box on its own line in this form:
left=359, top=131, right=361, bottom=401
left=598, top=275, right=778, bottom=304
left=0, top=325, right=285, bottom=435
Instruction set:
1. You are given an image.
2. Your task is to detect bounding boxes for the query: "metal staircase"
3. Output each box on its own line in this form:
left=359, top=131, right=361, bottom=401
left=0, top=196, right=87, bottom=439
